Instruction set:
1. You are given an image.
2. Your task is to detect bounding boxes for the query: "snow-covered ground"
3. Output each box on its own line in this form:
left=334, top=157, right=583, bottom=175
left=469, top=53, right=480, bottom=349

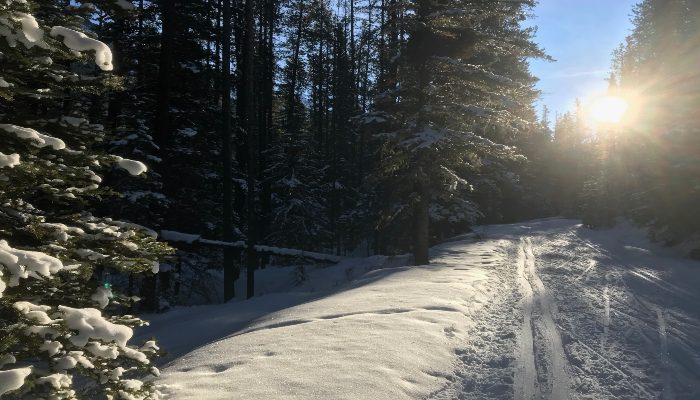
left=138, top=218, right=700, bottom=399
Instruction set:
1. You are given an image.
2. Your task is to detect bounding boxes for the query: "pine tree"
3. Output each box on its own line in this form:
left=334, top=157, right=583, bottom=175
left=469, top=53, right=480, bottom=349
left=0, top=1, right=171, bottom=397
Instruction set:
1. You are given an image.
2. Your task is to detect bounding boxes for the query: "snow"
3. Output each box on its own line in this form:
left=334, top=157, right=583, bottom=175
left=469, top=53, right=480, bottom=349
left=91, top=287, right=113, bottom=309
left=138, top=218, right=700, bottom=399
left=17, top=13, right=42, bottom=43
left=151, top=261, right=160, bottom=274
left=0, top=367, right=32, bottom=397
left=160, top=230, right=343, bottom=262
left=0, top=124, right=66, bottom=150
left=114, top=0, right=135, bottom=10
left=402, top=125, right=446, bottom=149
left=0, top=152, right=19, bottom=168
left=0, top=77, right=11, bottom=87
left=119, top=345, right=150, bottom=364
left=61, top=116, right=87, bottom=127
left=0, top=355, right=15, bottom=369
left=177, top=128, right=197, bottom=137
left=0, top=240, right=65, bottom=295
left=159, top=230, right=201, bottom=244
left=85, top=342, right=119, bottom=360
left=40, top=340, right=63, bottom=356
left=57, top=306, right=133, bottom=347
left=35, top=372, right=72, bottom=389
left=145, top=250, right=489, bottom=399
left=124, top=191, right=167, bottom=203
left=0, top=12, right=48, bottom=49
left=40, top=222, right=85, bottom=241
left=14, top=301, right=54, bottom=324
left=75, top=248, right=108, bottom=260
left=114, top=156, right=148, bottom=176
left=50, top=26, right=113, bottom=71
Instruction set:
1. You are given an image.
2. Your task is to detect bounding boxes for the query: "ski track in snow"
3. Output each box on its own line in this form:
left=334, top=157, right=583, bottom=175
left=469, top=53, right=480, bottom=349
left=514, top=239, right=537, bottom=400
left=530, top=223, right=700, bottom=400
left=514, top=237, right=570, bottom=399
left=441, top=221, right=700, bottom=400
left=146, top=219, right=700, bottom=400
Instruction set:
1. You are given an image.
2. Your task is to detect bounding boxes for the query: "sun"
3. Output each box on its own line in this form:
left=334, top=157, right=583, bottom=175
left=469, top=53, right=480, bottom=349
left=588, top=95, right=629, bottom=124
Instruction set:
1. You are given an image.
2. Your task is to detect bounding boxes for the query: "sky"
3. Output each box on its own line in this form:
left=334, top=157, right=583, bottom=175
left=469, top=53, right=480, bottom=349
left=527, top=0, right=639, bottom=122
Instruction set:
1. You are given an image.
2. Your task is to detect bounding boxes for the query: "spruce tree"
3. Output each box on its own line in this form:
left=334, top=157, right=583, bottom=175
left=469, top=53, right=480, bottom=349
left=368, top=0, right=545, bottom=263
left=0, top=1, right=171, bottom=398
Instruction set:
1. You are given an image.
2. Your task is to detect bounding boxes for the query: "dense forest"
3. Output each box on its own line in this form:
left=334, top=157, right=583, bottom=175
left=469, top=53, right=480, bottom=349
left=1, top=0, right=698, bottom=398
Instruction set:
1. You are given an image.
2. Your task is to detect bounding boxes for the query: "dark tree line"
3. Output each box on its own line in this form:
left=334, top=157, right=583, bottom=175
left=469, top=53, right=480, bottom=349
left=2, top=0, right=555, bottom=308
left=80, top=0, right=554, bottom=304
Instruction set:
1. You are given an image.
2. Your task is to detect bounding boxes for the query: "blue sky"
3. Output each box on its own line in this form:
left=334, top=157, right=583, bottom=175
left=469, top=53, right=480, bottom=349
left=527, top=0, right=639, bottom=121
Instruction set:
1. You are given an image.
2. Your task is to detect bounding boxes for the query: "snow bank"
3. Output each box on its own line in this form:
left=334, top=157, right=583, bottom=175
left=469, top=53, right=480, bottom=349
left=50, top=26, right=113, bottom=71
left=142, top=245, right=504, bottom=399
left=138, top=219, right=700, bottom=399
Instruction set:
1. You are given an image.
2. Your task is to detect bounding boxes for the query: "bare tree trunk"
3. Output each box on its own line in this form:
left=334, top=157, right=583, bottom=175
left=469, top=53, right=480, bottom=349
left=221, top=0, right=237, bottom=302
left=242, top=0, right=257, bottom=299
left=412, top=178, right=430, bottom=265
left=259, top=0, right=275, bottom=267
left=155, top=0, right=175, bottom=152
left=287, top=0, right=304, bottom=128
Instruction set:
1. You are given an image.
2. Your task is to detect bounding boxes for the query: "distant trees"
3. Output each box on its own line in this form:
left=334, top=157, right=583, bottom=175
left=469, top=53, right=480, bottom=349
left=549, top=101, right=594, bottom=217
left=573, top=0, right=700, bottom=243
left=614, top=0, right=700, bottom=243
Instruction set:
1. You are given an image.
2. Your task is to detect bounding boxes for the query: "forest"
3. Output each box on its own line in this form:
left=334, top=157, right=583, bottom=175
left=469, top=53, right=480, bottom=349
left=1, top=0, right=699, bottom=399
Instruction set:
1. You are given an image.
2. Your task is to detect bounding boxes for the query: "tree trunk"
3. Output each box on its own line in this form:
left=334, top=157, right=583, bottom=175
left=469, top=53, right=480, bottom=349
left=287, top=0, right=304, bottom=129
left=242, top=0, right=257, bottom=299
left=259, top=0, right=275, bottom=260
left=221, top=0, right=237, bottom=302
left=155, top=0, right=175, bottom=152
left=412, top=180, right=430, bottom=265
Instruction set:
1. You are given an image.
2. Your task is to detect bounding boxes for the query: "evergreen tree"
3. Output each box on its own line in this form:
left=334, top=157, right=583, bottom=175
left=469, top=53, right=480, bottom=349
left=587, top=0, right=700, bottom=241
left=0, top=1, right=171, bottom=397
left=367, top=0, right=545, bottom=263
left=552, top=101, right=594, bottom=217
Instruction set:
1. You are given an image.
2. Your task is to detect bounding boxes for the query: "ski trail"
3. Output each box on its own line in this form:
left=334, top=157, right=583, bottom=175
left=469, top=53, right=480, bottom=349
left=656, top=307, right=673, bottom=400
left=515, top=238, right=537, bottom=400
left=524, top=237, right=570, bottom=399
left=602, top=285, right=610, bottom=351
left=576, top=259, right=597, bottom=281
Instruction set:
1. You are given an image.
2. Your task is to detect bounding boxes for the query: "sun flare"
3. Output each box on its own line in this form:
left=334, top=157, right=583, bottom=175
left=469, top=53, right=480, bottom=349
left=588, top=96, right=629, bottom=124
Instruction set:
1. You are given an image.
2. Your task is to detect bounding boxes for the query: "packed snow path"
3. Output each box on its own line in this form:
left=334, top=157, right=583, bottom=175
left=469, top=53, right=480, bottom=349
left=144, top=219, right=700, bottom=399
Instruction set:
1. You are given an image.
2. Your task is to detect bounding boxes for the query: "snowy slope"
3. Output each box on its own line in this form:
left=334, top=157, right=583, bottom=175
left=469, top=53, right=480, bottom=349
left=138, top=218, right=700, bottom=399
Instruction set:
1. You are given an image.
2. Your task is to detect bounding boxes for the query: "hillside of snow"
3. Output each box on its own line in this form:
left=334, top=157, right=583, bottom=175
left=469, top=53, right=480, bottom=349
left=138, top=218, right=700, bottom=399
